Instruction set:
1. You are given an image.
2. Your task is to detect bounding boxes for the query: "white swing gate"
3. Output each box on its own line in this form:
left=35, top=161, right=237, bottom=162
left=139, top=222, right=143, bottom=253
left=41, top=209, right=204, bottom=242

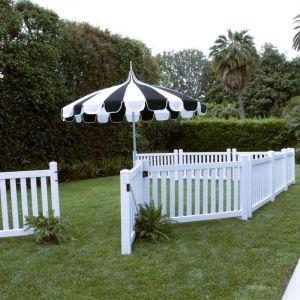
left=149, top=159, right=249, bottom=223
left=0, top=162, right=60, bottom=238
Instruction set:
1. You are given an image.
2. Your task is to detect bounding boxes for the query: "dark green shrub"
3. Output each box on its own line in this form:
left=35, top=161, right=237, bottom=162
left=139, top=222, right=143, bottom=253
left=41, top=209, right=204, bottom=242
left=175, top=118, right=296, bottom=152
left=134, top=201, right=174, bottom=243
left=59, top=156, right=131, bottom=181
left=25, top=210, right=73, bottom=244
left=296, top=148, right=300, bottom=164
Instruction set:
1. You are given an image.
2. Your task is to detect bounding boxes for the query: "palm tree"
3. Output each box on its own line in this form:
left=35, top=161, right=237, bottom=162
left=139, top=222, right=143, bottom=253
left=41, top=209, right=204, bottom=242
left=209, top=29, right=258, bottom=119
left=293, top=14, right=300, bottom=51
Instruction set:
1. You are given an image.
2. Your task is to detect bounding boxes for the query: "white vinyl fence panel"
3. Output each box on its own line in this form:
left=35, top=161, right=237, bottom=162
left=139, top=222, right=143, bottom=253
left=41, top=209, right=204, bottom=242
left=0, top=162, right=60, bottom=238
left=121, top=148, right=295, bottom=255
left=149, top=161, right=244, bottom=223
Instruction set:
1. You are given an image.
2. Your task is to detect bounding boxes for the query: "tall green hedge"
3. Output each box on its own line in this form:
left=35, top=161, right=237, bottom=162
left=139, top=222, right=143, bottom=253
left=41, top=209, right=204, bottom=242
left=175, top=118, right=295, bottom=151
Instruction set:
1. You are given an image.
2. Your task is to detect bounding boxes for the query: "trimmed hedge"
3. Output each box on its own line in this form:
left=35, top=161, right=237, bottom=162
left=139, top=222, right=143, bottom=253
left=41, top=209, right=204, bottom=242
left=0, top=115, right=296, bottom=181
left=175, top=118, right=296, bottom=152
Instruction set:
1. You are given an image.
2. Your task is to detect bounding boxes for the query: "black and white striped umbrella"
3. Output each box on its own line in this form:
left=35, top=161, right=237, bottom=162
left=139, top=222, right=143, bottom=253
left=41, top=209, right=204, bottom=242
left=62, top=63, right=206, bottom=163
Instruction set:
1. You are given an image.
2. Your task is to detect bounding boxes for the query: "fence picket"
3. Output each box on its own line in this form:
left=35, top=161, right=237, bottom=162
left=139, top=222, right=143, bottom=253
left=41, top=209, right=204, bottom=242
left=170, top=170, right=175, bottom=217
left=41, top=177, right=48, bottom=216
left=161, top=172, right=167, bottom=215
left=20, top=178, right=28, bottom=224
left=203, top=169, right=208, bottom=214
left=233, top=166, right=239, bottom=211
left=218, top=168, right=224, bottom=213
left=152, top=171, right=158, bottom=208
left=211, top=168, right=216, bottom=213
left=30, top=177, right=38, bottom=216
left=187, top=170, right=192, bottom=215
left=178, top=170, right=184, bottom=216
left=226, top=167, right=231, bottom=211
left=0, top=180, right=9, bottom=230
left=10, top=179, right=19, bottom=229
left=194, top=170, right=200, bottom=214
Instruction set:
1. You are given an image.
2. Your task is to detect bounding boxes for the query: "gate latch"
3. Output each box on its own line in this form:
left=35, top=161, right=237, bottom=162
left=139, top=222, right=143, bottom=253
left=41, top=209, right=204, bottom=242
left=143, top=171, right=148, bottom=178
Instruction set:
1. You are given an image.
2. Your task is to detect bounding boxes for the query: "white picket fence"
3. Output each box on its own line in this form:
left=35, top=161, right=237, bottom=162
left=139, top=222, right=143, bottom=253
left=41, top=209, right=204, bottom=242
left=137, top=149, right=269, bottom=169
left=121, top=149, right=295, bottom=255
left=0, top=162, right=60, bottom=238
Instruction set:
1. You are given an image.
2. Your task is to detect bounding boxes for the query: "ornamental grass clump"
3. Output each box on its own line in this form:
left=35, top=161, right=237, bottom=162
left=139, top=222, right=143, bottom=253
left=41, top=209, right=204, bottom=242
left=25, top=210, right=73, bottom=244
left=134, top=200, right=175, bottom=243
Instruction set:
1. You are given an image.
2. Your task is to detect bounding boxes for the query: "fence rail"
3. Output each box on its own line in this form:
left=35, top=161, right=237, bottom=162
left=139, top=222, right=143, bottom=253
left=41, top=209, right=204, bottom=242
left=137, top=148, right=279, bottom=178
left=122, top=149, right=295, bottom=255
left=0, top=162, right=60, bottom=238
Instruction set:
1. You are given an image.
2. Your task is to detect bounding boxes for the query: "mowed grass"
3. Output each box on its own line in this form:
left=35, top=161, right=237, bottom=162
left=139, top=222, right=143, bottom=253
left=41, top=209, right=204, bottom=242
left=0, top=167, right=300, bottom=300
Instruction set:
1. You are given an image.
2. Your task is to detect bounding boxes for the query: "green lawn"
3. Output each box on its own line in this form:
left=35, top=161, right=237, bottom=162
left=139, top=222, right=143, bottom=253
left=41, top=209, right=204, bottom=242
left=0, top=167, right=300, bottom=300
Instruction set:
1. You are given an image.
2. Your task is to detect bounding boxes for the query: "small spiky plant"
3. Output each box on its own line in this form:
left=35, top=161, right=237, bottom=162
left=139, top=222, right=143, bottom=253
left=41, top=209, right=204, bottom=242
left=134, top=201, right=174, bottom=243
left=25, top=210, right=73, bottom=244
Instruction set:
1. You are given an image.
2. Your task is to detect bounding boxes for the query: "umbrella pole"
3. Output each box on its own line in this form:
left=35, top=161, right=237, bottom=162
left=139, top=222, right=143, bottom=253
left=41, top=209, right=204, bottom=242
left=132, top=112, right=137, bottom=167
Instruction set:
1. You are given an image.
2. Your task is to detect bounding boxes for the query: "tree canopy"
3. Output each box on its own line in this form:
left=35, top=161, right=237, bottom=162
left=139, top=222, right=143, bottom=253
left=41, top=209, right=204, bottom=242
left=156, top=49, right=207, bottom=101
left=209, top=29, right=258, bottom=118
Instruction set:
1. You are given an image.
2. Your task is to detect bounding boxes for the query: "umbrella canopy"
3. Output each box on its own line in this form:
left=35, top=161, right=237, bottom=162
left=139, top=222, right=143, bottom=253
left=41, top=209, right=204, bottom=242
left=62, top=63, right=206, bottom=164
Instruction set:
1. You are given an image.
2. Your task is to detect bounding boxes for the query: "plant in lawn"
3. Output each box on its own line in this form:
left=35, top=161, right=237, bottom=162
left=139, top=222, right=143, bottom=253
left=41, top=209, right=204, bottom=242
left=25, top=210, right=73, bottom=244
left=134, top=200, right=175, bottom=243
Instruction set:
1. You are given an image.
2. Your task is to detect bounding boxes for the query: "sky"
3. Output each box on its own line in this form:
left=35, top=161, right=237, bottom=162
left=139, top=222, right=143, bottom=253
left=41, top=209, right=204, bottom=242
left=32, top=0, right=299, bottom=59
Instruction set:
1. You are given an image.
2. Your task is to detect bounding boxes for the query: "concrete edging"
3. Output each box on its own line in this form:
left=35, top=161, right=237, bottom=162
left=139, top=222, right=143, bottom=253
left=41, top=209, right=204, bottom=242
left=282, top=258, right=300, bottom=300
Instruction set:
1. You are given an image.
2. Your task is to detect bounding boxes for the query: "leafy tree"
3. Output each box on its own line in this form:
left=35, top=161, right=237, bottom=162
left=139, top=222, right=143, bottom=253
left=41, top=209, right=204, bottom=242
left=0, top=0, right=65, bottom=109
left=209, top=29, right=258, bottom=119
left=156, top=49, right=207, bottom=100
left=61, top=22, right=159, bottom=104
left=0, top=0, right=160, bottom=173
left=293, top=14, right=300, bottom=51
left=283, top=96, right=300, bottom=139
left=243, top=44, right=300, bottom=117
left=205, top=102, right=239, bottom=119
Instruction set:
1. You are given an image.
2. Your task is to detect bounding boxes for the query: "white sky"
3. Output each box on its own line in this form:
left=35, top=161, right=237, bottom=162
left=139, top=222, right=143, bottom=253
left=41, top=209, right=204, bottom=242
left=32, top=0, right=299, bottom=59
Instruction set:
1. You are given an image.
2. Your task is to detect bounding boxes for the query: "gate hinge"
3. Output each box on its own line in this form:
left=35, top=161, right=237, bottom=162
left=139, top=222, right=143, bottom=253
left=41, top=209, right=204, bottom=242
left=143, top=171, right=148, bottom=178
left=126, top=184, right=130, bottom=192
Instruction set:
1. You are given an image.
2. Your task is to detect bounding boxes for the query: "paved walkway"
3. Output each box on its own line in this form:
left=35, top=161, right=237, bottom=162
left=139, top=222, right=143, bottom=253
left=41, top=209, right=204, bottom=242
left=282, top=258, right=300, bottom=300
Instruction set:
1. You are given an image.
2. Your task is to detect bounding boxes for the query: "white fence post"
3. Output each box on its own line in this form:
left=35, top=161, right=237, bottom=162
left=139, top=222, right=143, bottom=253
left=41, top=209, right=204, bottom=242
left=248, top=155, right=253, bottom=218
left=282, top=149, right=288, bottom=191
left=227, top=148, right=231, bottom=162
left=49, top=162, right=60, bottom=217
left=268, top=151, right=275, bottom=201
left=120, top=169, right=131, bottom=255
left=240, top=155, right=249, bottom=220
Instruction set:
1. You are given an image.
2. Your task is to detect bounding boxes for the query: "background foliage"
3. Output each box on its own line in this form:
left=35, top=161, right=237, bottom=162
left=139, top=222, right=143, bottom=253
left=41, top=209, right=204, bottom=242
left=0, top=0, right=299, bottom=180
left=0, top=0, right=157, bottom=178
